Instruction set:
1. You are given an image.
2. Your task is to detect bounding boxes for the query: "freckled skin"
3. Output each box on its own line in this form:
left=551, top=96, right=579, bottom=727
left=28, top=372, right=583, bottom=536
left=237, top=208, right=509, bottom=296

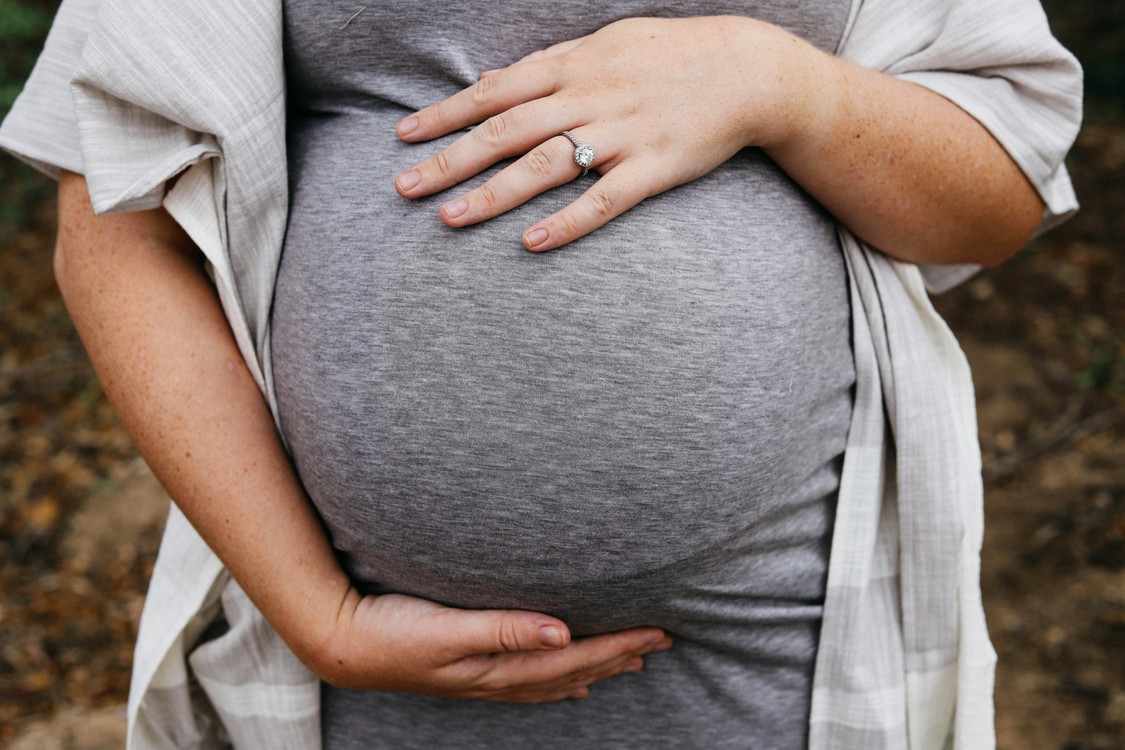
left=54, top=172, right=671, bottom=701
left=395, top=16, right=1041, bottom=264
left=54, top=11, right=1043, bottom=706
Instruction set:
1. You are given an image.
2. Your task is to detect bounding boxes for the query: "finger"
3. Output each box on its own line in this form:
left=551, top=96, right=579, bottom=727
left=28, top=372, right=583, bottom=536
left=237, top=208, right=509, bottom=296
left=549, top=653, right=646, bottom=693
left=437, top=608, right=574, bottom=655
left=478, top=38, right=586, bottom=79
left=468, top=628, right=671, bottom=693
left=485, top=685, right=591, bottom=704
left=480, top=645, right=663, bottom=703
left=397, top=100, right=574, bottom=199
left=522, top=162, right=651, bottom=252
left=397, top=59, right=559, bottom=142
left=513, top=38, right=586, bottom=67
left=438, top=135, right=595, bottom=227
left=479, top=655, right=634, bottom=702
left=557, top=647, right=661, bottom=688
left=620, top=657, right=645, bottom=675
left=479, top=38, right=585, bottom=78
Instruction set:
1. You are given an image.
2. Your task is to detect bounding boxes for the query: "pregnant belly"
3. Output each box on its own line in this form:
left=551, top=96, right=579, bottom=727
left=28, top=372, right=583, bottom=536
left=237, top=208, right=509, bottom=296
left=271, top=112, right=854, bottom=622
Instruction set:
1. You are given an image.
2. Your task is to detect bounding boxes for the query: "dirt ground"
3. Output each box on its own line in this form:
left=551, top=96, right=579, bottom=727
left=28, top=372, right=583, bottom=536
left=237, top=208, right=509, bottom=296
left=1, top=119, right=1122, bottom=748
left=933, top=119, right=1125, bottom=750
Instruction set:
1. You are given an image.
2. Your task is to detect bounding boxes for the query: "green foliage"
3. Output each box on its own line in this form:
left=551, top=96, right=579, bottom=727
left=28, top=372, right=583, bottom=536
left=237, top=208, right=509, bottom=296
left=1041, top=0, right=1125, bottom=112
left=1077, top=346, right=1125, bottom=396
left=0, top=0, right=57, bottom=117
left=0, top=1, right=58, bottom=232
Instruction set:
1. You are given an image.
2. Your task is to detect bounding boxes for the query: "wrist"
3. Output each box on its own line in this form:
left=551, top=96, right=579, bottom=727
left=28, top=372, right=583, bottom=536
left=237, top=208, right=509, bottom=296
left=753, top=25, right=845, bottom=154
left=297, top=584, right=365, bottom=685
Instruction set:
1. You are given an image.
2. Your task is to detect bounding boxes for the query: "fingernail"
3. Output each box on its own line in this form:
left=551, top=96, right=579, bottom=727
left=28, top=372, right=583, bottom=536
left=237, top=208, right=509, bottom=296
left=443, top=198, right=469, bottom=219
left=397, top=116, right=419, bottom=136
left=524, top=227, right=549, bottom=249
left=623, top=658, right=644, bottom=673
left=569, top=688, right=590, bottom=699
left=397, top=170, right=421, bottom=191
left=538, top=625, right=567, bottom=649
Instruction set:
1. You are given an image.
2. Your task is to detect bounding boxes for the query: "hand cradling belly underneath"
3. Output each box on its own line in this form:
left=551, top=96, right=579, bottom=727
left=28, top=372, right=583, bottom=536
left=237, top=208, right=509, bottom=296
left=273, top=3, right=857, bottom=744
left=271, top=109, right=854, bottom=637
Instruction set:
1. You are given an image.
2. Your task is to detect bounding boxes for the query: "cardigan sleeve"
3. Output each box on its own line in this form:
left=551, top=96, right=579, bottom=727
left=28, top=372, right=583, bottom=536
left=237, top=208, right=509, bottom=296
left=0, top=0, right=102, bottom=178
left=838, top=0, right=1083, bottom=292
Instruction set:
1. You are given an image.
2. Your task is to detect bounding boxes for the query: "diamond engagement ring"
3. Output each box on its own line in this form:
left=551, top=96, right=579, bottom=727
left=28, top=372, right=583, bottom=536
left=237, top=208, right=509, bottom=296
left=560, top=131, right=595, bottom=177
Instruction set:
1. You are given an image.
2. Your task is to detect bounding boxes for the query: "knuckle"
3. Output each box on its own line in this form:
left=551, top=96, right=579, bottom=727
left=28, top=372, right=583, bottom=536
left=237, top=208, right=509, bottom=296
left=432, top=150, right=453, bottom=177
left=465, top=667, right=505, bottom=696
left=470, top=75, right=495, bottom=107
left=524, top=147, right=555, bottom=178
left=475, top=677, right=504, bottom=694
left=557, top=210, right=582, bottom=239
left=423, top=109, right=443, bottom=132
left=497, top=618, right=523, bottom=653
left=478, top=182, right=499, bottom=208
left=481, top=114, right=509, bottom=147
left=565, top=658, right=597, bottom=682
left=589, top=188, right=616, bottom=219
left=567, top=670, right=592, bottom=687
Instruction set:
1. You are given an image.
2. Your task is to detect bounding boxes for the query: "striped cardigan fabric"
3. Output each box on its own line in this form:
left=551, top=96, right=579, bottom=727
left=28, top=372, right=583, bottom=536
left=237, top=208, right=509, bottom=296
left=0, top=0, right=1081, bottom=747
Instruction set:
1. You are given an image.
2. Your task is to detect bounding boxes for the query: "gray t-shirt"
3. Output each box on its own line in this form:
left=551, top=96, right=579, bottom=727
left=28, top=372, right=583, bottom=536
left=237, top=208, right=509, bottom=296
left=271, top=1, right=854, bottom=747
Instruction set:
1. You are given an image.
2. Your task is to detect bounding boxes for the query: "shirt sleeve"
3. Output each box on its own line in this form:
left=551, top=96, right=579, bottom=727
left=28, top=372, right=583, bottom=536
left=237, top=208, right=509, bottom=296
left=0, top=0, right=104, bottom=179
left=838, top=0, right=1083, bottom=292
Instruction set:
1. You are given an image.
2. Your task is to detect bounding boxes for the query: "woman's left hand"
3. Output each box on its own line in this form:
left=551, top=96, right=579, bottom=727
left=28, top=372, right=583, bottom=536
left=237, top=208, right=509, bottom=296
left=393, top=16, right=821, bottom=252
left=395, top=14, right=1046, bottom=266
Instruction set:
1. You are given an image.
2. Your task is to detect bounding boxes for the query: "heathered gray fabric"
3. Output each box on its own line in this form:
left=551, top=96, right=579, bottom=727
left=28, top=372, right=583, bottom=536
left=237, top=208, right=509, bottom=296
left=271, top=1, right=853, bottom=747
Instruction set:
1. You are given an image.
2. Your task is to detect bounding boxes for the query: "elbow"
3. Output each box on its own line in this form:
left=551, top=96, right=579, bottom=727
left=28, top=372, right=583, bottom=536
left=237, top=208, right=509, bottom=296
left=976, top=246, right=1023, bottom=270
left=53, top=169, right=94, bottom=304
left=52, top=212, right=82, bottom=306
left=52, top=199, right=98, bottom=307
left=974, top=236, right=1029, bottom=270
left=52, top=231, right=73, bottom=298
left=974, top=198, right=1044, bottom=269
left=978, top=164, right=1047, bottom=268
left=944, top=177, right=1044, bottom=268
left=893, top=215, right=1037, bottom=269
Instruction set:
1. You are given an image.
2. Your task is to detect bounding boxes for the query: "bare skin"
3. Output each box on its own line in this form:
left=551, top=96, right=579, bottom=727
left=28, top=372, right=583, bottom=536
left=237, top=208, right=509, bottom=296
left=54, top=170, right=671, bottom=702
left=56, top=14, right=1041, bottom=707
left=393, top=16, right=1044, bottom=265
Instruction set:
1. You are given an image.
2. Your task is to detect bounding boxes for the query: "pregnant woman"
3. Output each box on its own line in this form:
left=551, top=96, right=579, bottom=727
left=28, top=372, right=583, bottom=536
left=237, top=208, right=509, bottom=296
left=273, top=4, right=856, bottom=747
left=0, top=0, right=1081, bottom=746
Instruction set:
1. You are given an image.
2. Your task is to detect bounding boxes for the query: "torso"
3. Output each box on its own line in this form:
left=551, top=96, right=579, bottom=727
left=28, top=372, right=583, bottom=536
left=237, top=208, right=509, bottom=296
left=272, top=1, right=855, bottom=746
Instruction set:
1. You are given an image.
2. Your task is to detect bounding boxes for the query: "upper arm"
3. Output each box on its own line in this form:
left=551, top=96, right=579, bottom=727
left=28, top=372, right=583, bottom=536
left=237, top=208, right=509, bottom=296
left=55, top=169, right=203, bottom=302
left=839, top=0, right=1083, bottom=235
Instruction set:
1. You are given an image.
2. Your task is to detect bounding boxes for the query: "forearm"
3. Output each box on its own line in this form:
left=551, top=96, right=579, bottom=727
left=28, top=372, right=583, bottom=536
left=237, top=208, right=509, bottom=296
left=52, top=173, right=678, bottom=697
left=54, top=171, right=350, bottom=669
left=390, top=15, right=1048, bottom=261
left=762, top=29, right=1044, bottom=267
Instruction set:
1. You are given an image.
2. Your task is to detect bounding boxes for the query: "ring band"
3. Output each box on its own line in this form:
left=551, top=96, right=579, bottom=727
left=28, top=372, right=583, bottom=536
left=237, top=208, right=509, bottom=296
left=560, top=131, right=595, bottom=177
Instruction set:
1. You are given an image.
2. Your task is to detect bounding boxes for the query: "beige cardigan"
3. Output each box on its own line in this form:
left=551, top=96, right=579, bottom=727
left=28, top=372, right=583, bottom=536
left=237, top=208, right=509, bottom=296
left=0, top=0, right=1081, bottom=746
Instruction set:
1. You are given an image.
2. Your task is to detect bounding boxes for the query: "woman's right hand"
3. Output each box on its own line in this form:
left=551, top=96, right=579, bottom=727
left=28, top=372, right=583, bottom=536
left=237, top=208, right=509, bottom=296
left=55, top=170, right=667, bottom=704
left=311, top=590, right=672, bottom=702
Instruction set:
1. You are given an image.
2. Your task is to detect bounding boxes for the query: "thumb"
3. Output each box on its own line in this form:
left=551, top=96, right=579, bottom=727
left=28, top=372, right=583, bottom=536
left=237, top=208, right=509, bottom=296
left=460, top=610, right=572, bottom=653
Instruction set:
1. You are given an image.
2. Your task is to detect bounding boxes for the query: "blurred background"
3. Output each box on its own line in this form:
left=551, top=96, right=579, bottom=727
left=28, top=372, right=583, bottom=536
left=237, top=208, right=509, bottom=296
left=0, top=0, right=1122, bottom=747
